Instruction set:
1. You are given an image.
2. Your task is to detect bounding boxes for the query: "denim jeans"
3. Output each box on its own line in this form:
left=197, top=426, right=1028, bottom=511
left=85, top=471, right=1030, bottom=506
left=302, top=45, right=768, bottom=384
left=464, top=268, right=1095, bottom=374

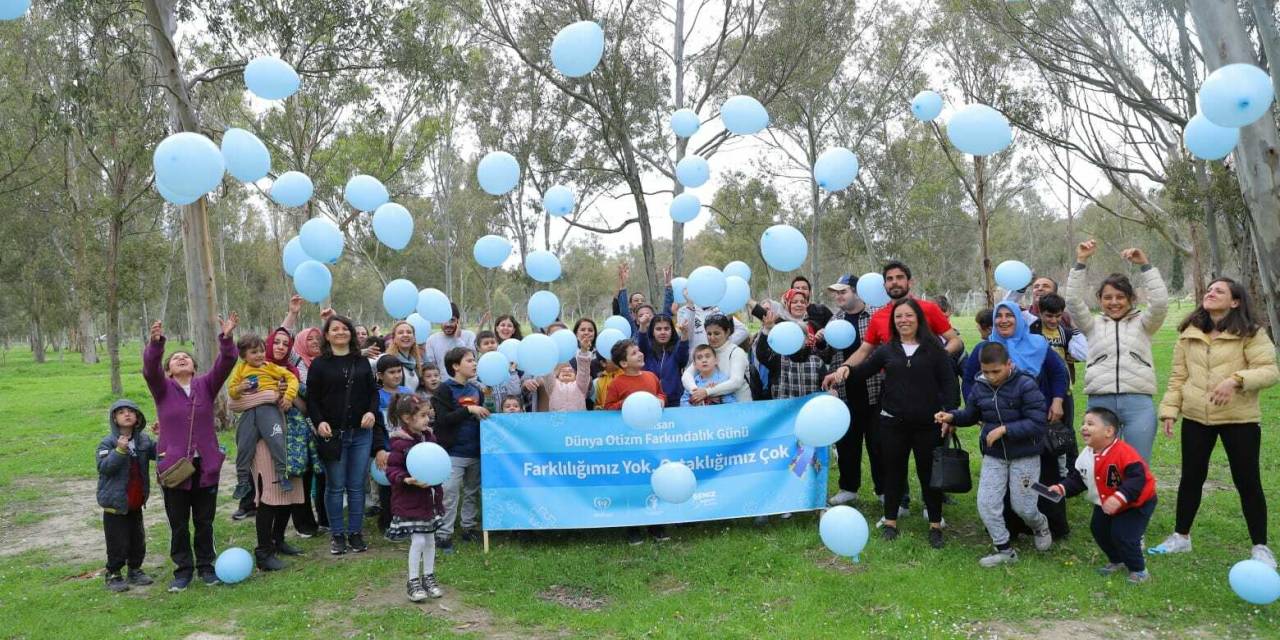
left=1086, top=393, right=1156, bottom=463
left=322, top=427, right=372, bottom=536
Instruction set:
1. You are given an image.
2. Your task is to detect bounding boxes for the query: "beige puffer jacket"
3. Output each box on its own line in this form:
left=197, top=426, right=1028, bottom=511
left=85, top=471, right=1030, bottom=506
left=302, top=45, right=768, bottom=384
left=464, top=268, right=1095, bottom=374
left=1065, top=265, right=1168, bottom=396
left=1159, top=326, right=1278, bottom=425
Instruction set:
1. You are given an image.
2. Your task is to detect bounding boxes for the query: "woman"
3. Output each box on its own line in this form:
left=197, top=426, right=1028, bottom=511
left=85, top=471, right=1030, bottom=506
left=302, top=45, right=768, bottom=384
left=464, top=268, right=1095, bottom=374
left=494, top=314, right=524, bottom=341
left=844, top=299, right=957, bottom=548
left=266, top=327, right=320, bottom=538
left=755, top=289, right=832, bottom=399
left=384, top=320, right=424, bottom=391
left=635, top=315, right=689, bottom=408
left=1065, top=240, right=1168, bottom=462
left=680, top=314, right=752, bottom=404
left=573, top=318, right=607, bottom=394
left=306, top=315, right=383, bottom=556
left=142, top=314, right=238, bottom=592
left=1152, top=278, right=1279, bottom=565
left=291, top=326, right=326, bottom=530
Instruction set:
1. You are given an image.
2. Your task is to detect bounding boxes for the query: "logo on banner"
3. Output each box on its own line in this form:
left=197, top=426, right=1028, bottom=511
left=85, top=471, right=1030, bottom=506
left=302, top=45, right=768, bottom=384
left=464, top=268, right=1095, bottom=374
left=592, top=496, right=611, bottom=511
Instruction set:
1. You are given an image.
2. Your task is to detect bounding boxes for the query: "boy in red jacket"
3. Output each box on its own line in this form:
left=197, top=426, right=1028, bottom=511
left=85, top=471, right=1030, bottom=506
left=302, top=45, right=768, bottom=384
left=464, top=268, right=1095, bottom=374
left=1050, top=407, right=1157, bottom=583
left=603, top=340, right=666, bottom=409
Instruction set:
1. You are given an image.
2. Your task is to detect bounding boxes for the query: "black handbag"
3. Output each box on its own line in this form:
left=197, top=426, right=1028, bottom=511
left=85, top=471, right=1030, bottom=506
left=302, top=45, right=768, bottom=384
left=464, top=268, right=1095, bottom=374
left=930, top=433, right=973, bottom=494
left=1045, top=421, right=1076, bottom=456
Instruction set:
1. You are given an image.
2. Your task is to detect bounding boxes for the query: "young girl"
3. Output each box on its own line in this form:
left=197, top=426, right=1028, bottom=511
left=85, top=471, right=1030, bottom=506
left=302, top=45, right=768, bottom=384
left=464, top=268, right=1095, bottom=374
left=383, top=393, right=446, bottom=602
left=540, top=351, right=596, bottom=412
left=636, top=315, right=689, bottom=407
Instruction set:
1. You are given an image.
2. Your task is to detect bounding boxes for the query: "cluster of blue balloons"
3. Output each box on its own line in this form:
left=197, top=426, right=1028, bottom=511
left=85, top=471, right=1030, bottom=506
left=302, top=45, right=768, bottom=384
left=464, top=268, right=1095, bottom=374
left=993, top=260, right=1033, bottom=292
left=406, top=442, right=451, bottom=485
left=650, top=461, right=696, bottom=503
left=759, top=224, right=808, bottom=272
left=214, top=547, right=254, bottom=584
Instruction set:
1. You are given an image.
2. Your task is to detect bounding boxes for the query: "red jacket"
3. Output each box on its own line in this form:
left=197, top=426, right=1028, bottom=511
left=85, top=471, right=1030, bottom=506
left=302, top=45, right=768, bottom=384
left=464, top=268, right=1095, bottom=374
left=385, top=429, right=445, bottom=521
left=1063, top=439, right=1155, bottom=511
left=602, top=371, right=666, bottom=409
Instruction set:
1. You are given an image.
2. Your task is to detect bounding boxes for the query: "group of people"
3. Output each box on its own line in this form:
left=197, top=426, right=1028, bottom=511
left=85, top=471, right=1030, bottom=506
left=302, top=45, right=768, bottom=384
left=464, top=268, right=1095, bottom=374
left=95, top=239, right=1277, bottom=600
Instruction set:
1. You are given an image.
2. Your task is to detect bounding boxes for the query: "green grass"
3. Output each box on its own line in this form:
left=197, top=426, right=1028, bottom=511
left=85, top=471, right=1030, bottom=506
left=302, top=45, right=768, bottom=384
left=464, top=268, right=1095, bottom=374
left=2, top=309, right=1279, bottom=638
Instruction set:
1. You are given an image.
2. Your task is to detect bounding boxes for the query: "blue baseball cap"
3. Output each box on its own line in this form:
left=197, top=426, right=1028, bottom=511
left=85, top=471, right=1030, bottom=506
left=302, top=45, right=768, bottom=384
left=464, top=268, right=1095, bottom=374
left=827, top=274, right=855, bottom=291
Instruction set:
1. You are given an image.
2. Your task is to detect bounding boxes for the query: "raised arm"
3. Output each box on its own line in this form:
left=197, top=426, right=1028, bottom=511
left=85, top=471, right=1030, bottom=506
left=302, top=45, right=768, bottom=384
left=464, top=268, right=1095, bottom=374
left=203, top=313, right=240, bottom=392
left=1065, top=242, right=1096, bottom=336
left=142, top=322, right=168, bottom=402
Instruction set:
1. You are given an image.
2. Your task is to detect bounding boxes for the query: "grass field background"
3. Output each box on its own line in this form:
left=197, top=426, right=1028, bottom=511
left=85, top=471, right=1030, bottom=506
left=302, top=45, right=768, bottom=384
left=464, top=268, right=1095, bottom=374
left=2, top=305, right=1279, bottom=639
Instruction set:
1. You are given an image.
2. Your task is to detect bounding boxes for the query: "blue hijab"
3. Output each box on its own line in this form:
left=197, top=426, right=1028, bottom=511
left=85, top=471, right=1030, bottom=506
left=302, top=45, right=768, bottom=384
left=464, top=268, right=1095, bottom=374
left=989, top=301, right=1049, bottom=376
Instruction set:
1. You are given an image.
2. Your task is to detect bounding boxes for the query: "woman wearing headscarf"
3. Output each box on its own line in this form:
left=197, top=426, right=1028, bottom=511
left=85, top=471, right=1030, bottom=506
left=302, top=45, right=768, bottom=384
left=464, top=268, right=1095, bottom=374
left=754, top=289, right=832, bottom=400
left=290, top=325, right=327, bottom=530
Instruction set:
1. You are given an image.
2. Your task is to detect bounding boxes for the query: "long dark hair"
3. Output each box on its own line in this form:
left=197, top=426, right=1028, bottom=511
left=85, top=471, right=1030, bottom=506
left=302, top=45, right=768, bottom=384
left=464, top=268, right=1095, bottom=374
left=648, top=315, right=677, bottom=353
left=889, top=298, right=939, bottom=348
left=1178, top=277, right=1260, bottom=337
left=320, top=315, right=358, bottom=357
left=573, top=318, right=598, bottom=350
left=494, top=314, right=524, bottom=340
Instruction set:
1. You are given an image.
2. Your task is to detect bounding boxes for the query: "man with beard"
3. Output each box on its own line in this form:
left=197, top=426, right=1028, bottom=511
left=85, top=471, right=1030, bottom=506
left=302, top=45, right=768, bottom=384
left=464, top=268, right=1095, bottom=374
left=424, top=303, right=477, bottom=372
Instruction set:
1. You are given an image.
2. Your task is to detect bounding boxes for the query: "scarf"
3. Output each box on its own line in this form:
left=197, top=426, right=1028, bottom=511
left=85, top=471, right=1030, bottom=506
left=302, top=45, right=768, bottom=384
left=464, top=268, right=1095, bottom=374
left=990, top=300, right=1050, bottom=376
left=268, top=327, right=301, bottom=380
left=782, top=289, right=818, bottom=349
left=292, top=327, right=322, bottom=368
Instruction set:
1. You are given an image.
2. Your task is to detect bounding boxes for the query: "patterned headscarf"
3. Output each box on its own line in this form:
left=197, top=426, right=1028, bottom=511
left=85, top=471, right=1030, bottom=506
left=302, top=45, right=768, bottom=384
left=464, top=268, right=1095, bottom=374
left=292, top=327, right=322, bottom=367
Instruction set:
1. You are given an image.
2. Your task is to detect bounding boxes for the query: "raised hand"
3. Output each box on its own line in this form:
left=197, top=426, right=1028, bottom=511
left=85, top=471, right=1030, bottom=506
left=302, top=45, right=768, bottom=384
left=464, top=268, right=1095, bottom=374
left=289, top=294, right=303, bottom=316
left=1076, top=239, right=1097, bottom=262
left=219, top=312, right=239, bottom=336
left=1121, top=247, right=1149, bottom=266
left=150, top=320, right=164, bottom=343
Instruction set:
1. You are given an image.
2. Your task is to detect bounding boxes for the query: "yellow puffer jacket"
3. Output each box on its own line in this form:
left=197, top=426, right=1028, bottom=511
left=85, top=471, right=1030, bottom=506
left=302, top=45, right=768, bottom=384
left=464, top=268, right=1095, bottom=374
left=1159, top=326, right=1279, bottom=425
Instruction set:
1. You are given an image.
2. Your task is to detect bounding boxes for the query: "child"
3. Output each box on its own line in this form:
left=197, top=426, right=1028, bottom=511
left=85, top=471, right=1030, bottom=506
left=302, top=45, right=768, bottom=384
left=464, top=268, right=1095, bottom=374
left=601, top=339, right=669, bottom=545
left=937, top=342, right=1051, bottom=563
left=680, top=344, right=736, bottom=406
left=418, top=362, right=442, bottom=400
left=541, top=350, right=596, bottom=412
left=430, top=347, right=489, bottom=553
left=383, top=393, right=446, bottom=602
left=475, top=330, right=524, bottom=412
left=375, top=355, right=414, bottom=536
left=1049, top=407, right=1157, bottom=584
left=592, top=359, right=623, bottom=410
left=974, top=307, right=994, bottom=341
left=97, top=400, right=156, bottom=592
left=230, top=334, right=299, bottom=501
left=501, top=396, right=524, bottom=413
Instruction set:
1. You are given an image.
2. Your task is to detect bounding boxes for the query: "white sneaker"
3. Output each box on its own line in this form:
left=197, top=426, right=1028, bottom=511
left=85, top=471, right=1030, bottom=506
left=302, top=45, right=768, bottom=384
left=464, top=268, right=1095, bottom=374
left=875, top=517, right=887, bottom=529
left=1149, top=532, right=1191, bottom=555
left=921, top=508, right=947, bottom=529
left=1253, top=544, right=1277, bottom=569
left=979, top=548, right=1018, bottom=568
left=1033, top=527, right=1053, bottom=552
left=828, top=490, right=857, bottom=506
left=779, top=512, right=793, bottom=520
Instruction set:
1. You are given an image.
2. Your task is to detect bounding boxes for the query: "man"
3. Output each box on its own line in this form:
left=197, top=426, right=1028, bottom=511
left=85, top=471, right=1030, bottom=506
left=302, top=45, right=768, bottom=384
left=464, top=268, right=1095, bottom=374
left=821, top=275, right=884, bottom=509
left=424, top=303, right=477, bottom=372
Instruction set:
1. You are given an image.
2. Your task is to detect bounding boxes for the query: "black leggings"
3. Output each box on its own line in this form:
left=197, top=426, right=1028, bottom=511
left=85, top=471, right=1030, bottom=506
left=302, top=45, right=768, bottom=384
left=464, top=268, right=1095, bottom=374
left=1175, top=419, right=1267, bottom=545
left=255, top=504, right=291, bottom=555
left=879, top=416, right=943, bottom=524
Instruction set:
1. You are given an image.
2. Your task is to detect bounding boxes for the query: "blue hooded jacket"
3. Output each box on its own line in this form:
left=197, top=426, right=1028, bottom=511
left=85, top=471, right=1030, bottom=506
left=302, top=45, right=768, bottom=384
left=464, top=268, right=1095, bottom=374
left=96, top=399, right=155, bottom=513
left=949, top=368, right=1047, bottom=460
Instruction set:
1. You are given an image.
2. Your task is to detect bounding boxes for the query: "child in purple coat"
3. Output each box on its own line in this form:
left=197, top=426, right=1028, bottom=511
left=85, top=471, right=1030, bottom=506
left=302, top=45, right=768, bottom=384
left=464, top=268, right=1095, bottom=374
left=384, top=393, right=446, bottom=602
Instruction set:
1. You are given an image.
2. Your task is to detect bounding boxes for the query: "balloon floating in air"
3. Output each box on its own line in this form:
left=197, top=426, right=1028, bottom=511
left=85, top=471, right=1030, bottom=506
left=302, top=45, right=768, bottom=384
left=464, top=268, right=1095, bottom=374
left=670, top=193, right=701, bottom=223
left=220, top=128, right=271, bottom=182
left=720, top=95, right=769, bottom=135
left=270, top=171, right=314, bottom=207
left=675, top=155, right=710, bottom=188
left=153, top=132, right=224, bottom=200
left=542, top=185, right=575, bottom=217
left=299, top=218, right=343, bottom=264
left=527, top=291, right=561, bottom=329
left=382, top=278, right=419, bottom=319
left=473, top=235, right=512, bottom=268
left=292, top=260, right=332, bottom=303
left=1198, top=63, right=1276, bottom=129
left=946, top=104, right=1012, bottom=156
left=910, top=90, right=944, bottom=122
left=525, top=250, right=562, bottom=283
left=813, top=147, right=859, bottom=191
left=759, top=224, right=808, bottom=272
left=372, top=203, right=413, bottom=250
left=477, top=151, right=520, bottom=196
left=994, top=260, right=1034, bottom=292
left=243, top=56, right=300, bottom=101
left=344, top=174, right=389, bottom=212
left=1183, top=113, right=1239, bottom=161
left=670, top=108, right=700, bottom=138
left=550, top=21, right=605, bottom=78
left=856, top=272, right=890, bottom=307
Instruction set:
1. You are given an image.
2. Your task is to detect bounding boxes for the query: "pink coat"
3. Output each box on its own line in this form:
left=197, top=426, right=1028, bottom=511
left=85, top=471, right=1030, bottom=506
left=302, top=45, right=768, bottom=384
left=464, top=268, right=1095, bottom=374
left=143, top=334, right=237, bottom=490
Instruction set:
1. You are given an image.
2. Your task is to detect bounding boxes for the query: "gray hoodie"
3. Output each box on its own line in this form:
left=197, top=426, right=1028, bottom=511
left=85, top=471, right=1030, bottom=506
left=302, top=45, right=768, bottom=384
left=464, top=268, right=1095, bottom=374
left=96, top=399, right=155, bottom=513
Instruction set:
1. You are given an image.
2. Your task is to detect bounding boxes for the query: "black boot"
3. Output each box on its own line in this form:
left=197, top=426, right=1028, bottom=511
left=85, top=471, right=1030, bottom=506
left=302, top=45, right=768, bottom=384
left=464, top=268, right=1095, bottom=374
left=256, top=548, right=286, bottom=571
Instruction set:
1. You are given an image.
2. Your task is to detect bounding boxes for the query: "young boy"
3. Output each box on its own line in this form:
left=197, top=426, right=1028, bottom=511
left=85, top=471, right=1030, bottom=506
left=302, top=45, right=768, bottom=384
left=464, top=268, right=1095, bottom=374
left=375, top=355, right=414, bottom=535
left=974, top=307, right=994, bottom=341
left=97, top=400, right=156, bottom=592
left=430, top=347, right=490, bottom=553
left=1049, top=408, right=1157, bottom=584
left=230, top=334, right=299, bottom=500
left=603, top=339, right=667, bottom=409
left=1030, top=293, right=1087, bottom=427
left=937, top=342, right=1051, bottom=560
left=419, top=362, right=442, bottom=397
left=474, top=330, right=523, bottom=413
left=680, top=344, right=736, bottom=406
left=501, top=396, right=524, bottom=413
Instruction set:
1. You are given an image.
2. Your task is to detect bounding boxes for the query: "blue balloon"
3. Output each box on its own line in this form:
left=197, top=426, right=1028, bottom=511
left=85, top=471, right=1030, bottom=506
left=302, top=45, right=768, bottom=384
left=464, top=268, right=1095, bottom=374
left=947, top=104, right=1012, bottom=156
left=473, top=235, right=512, bottom=268
left=293, top=260, right=332, bottom=303
left=271, top=171, right=314, bottom=207
left=416, top=288, right=452, bottom=323
left=1199, top=63, right=1276, bottom=128
left=1229, top=559, right=1280, bottom=605
left=528, top=291, right=561, bottom=329
left=622, top=392, right=662, bottom=430
left=477, top=151, right=520, bottom=196
left=910, top=90, right=944, bottom=122
left=406, top=313, right=432, bottom=344
left=1184, top=113, right=1240, bottom=161
left=299, top=218, right=343, bottom=264
left=243, top=56, right=299, bottom=100
left=824, top=319, right=857, bottom=349
left=596, top=328, right=626, bottom=360
left=406, top=442, right=451, bottom=485
left=525, top=250, right=562, bottom=283
left=370, top=465, right=390, bottom=487
left=382, top=278, right=418, bottom=319
left=498, top=338, right=521, bottom=363
left=675, top=155, right=710, bottom=188
left=517, top=334, right=558, bottom=376
left=542, top=185, right=575, bottom=217
left=994, top=260, right=1033, bottom=291
left=550, top=21, right=605, bottom=78
left=813, top=147, right=859, bottom=191
left=477, top=351, right=512, bottom=387
left=551, top=328, right=578, bottom=363
left=687, top=266, right=727, bottom=307
left=282, top=237, right=309, bottom=276
left=345, top=174, right=389, bottom=212
left=795, top=394, right=850, bottom=446
left=819, top=505, right=869, bottom=560
left=767, top=321, right=806, bottom=356
left=759, top=224, right=808, bottom=272
left=214, top=547, right=254, bottom=584
left=671, top=277, right=688, bottom=304
left=220, top=128, right=271, bottom=182
left=156, top=180, right=200, bottom=206
left=670, top=193, right=702, bottom=223
left=371, top=203, right=414, bottom=251
left=723, top=261, right=752, bottom=282
left=720, top=95, right=769, bottom=135
left=603, top=315, right=632, bottom=339
left=670, top=108, right=700, bottom=138
left=718, top=275, right=750, bottom=314
left=0, top=0, right=31, bottom=20
left=153, top=132, right=224, bottom=199
left=856, top=273, right=890, bottom=307
left=650, top=461, right=696, bottom=503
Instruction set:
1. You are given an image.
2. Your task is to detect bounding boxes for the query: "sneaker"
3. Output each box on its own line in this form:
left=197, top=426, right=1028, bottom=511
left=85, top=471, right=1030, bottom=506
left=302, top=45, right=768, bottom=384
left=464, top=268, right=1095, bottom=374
left=231, top=482, right=252, bottom=501
left=105, top=573, right=130, bottom=592
left=279, top=477, right=294, bottom=493
left=1127, top=570, right=1151, bottom=584
left=921, top=509, right=948, bottom=529
left=1034, top=527, right=1053, bottom=552
left=167, top=575, right=191, bottom=592
left=407, top=578, right=428, bottom=603
left=979, top=548, right=1018, bottom=568
left=460, top=530, right=479, bottom=544
left=1253, top=544, right=1278, bottom=569
left=437, top=536, right=455, bottom=554
left=198, top=571, right=220, bottom=586
left=627, top=529, right=644, bottom=546
left=231, top=507, right=256, bottom=521
left=828, top=490, right=858, bottom=506
left=256, top=552, right=286, bottom=572
left=295, top=529, right=316, bottom=539
left=752, top=515, right=770, bottom=527
left=127, top=569, right=154, bottom=586
left=422, top=573, right=444, bottom=599
left=875, top=517, right=887, bottom=529
left=346, top=533, right=368, bottom=553
left=881, top=525, right=899, bottom=541
left=928, top=527, right=945, bottom=549
left=1149, top=532, right=1191, bottom=555
left=1096, top=562, right=1126, bottom=576
left=365, top=505, right=381, bottom=516
left=330, top=534, right=347, bottom=555
left=650, top=525, right=671, bottom=542
left=276, top=541, right=303, bottom=556
left=779, top=512, right=793, bottom=520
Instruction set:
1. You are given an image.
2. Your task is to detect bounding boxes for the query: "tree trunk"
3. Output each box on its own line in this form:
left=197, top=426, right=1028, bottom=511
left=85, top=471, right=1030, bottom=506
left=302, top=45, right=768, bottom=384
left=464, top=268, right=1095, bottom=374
left=77, top=305, right=99, bottom=364
left=29, top=302, right=45, bottom=364
left=107, top=208, right=124, bottom=395
left=1189, top=0, right=1280, bottom=333
left=975, top=157, right=994, bottom=306
left=670, top=0, right=687, bottom=276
